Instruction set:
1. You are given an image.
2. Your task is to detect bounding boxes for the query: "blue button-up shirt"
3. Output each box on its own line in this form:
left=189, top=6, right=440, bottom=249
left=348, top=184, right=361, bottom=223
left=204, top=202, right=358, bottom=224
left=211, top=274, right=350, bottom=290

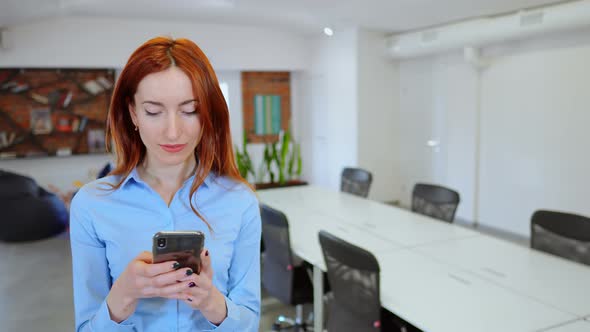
left=69, top=168, right=261, bottom=332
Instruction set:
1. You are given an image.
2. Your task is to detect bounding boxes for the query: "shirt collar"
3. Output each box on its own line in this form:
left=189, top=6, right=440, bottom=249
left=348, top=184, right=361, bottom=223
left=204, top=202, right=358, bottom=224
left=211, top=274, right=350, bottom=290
left=120, top=166, right=214, bottom=189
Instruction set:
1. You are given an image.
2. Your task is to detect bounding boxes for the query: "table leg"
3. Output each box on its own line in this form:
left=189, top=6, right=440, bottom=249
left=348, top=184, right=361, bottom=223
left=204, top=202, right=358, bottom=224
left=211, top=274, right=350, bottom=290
left=313, top=265, right=324, bottom=332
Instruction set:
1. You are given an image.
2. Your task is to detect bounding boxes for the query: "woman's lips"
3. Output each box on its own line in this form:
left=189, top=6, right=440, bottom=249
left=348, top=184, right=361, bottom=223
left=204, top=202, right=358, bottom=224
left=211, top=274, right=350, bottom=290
left=160, top=144, right=186, bottom=153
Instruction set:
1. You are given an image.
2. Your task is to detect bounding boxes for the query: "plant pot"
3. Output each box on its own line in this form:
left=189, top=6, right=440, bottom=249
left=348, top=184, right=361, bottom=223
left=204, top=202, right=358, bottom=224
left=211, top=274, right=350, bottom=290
left=254, top=180, right=308, bottom=190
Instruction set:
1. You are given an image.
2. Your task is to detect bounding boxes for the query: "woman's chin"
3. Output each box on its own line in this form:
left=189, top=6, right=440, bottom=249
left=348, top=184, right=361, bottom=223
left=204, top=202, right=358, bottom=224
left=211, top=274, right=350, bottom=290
left=151, top=151, right=194, bottom=167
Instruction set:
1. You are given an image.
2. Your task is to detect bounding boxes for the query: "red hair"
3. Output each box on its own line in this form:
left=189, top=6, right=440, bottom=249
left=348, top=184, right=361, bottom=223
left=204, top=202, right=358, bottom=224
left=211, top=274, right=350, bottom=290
left=104, top=36, right=250, bottom=230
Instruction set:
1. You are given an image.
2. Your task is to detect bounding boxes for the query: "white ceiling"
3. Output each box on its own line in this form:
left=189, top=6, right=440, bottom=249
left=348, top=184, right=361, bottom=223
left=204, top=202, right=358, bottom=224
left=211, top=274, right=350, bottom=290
left=0, top=0, right=570, bottom=34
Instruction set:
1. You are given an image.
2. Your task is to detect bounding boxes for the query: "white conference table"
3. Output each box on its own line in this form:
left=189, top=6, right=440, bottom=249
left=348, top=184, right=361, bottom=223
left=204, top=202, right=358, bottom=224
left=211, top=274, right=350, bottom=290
left=542, top=318, right=590, bottom=332
left=412, top=236, right=590, bottom=317
left=258, top=185, right=590, bottom=332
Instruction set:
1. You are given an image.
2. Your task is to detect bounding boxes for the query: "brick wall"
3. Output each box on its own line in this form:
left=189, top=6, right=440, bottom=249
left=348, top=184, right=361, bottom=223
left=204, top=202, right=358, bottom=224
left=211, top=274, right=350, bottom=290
left=241, top=71, right=290, bottom=144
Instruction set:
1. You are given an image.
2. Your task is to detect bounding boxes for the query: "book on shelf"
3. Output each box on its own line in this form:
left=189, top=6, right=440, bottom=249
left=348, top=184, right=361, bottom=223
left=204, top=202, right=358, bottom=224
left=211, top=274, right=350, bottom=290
left=55, top=90, right=73, bottom=108
left=7, top=132, right=16, bottom=145
left=56, top=147, right=72, bottom=156
left=82, top=80, right=104, bottom=95
left=30, top=92, right=49, bottom=105
left=11, top=84, right=29, bottom=93
left=0, top=131, right=7, bottom=147
left=96, top=76, right=113, bottom=89
left=71, top=118, right=80, bottom=132
left=0, top=152, right=17, bottom=159
left=47, top=90, right=61, bottom=106
left=1, top=81, right=17, bottom=90
left=62, top=91, right=73, bottom=108
left=0, top=131, right=17, bottom=147
left=78, top=117, right=88, bottom=132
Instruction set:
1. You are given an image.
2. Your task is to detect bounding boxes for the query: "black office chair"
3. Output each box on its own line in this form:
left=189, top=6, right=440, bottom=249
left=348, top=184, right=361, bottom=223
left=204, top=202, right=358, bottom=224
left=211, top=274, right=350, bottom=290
left=261, top=204, right=314, bottom=331
left=319, top=230, right=408, bottom=332
left=411, top=183, right=460, bottom=223
left=341, top=167, right=373, bottom=198
left=531, top=210, right=590, bottom=266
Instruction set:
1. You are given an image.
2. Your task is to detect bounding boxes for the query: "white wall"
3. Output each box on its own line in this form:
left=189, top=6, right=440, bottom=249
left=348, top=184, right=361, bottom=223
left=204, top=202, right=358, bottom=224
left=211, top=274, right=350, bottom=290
left=397, top=57, right=438, bottom=205
left=434, top=53, right=479, bottom=222
left=478, top=41, right=590, bottom=236
left=0, top=153, right=113, bottom=192
left=0, top=17, right=310, bottom=193
left=0, top=17, right=309, bottom=70
left=301, top=27, right=359, bottom=190
left=357, top=29, right=400, bottom=202
left=397, top=52, right=478, bottom=221
left=397, top=27, right=590, bottom=237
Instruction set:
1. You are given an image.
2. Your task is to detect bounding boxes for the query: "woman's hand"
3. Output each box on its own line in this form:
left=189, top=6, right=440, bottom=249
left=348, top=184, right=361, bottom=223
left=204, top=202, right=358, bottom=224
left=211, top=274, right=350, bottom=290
left=169, top=248, right=228, bottom=325
left=106, top=251, right=194, bottom=323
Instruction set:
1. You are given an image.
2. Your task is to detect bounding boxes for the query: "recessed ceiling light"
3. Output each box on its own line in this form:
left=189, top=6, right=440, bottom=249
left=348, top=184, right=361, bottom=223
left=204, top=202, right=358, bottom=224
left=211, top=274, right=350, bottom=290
left=323, top=27, right=334, bottom=37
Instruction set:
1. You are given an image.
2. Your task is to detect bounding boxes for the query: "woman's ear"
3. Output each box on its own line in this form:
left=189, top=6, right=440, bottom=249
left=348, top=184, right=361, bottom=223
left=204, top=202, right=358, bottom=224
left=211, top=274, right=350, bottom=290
left=129, top=103, right=138, bottom=127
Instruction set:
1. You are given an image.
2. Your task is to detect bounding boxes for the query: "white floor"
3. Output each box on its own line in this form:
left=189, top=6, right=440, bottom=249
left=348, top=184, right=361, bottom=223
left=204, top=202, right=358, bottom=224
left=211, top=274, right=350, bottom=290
left=0, top=217, right=525, bottom=332
left=0, top=233, right=296, bottom=332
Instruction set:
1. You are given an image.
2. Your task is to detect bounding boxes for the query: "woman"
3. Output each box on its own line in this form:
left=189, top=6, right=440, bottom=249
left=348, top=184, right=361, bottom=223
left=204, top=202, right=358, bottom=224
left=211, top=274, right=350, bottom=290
left=70, top=37, right=261, bottom=331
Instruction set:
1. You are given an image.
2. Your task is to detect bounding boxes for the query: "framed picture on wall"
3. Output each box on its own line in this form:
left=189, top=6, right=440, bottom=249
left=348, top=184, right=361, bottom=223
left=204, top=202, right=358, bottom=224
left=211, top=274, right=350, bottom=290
left=254, top=94, right=281, bottom=135
left=87, top=128, right=105, bottom=153
left=30, top=108, right=53, bottom=135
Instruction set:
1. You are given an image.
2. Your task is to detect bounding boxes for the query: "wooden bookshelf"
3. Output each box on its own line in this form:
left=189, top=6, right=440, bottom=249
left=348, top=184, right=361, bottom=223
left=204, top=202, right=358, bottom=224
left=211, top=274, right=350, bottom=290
left=0, top=68, right=115, bottom=159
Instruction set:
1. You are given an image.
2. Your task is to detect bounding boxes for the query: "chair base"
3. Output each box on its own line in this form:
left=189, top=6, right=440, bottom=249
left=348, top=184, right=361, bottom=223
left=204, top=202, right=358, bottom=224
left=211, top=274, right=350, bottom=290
left=271, top=318, right=309, bottom=332
left=270, top=305, right=313, bottom=332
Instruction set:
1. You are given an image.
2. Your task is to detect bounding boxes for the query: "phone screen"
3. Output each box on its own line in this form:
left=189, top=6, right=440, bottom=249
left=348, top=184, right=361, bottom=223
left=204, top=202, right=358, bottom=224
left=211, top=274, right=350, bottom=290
left=152, top=231, right=205, bottom=274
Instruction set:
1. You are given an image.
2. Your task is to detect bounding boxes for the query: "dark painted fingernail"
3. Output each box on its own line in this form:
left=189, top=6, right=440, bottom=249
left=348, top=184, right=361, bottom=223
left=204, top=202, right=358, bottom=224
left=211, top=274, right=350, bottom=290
left=172, top=263, right=181, bottom=270
left=188, top=282, right=196, bottom=288
left=185, top=269, right=193, bottom=276
left=187, top=298, right=193, bottom=302
left=205, top=250, right=209, bottom=256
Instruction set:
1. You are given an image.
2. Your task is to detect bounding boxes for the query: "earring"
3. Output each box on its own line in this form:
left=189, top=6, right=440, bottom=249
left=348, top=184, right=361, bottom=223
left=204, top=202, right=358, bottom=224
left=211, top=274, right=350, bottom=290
left=134, top=125, right=138, bottom=131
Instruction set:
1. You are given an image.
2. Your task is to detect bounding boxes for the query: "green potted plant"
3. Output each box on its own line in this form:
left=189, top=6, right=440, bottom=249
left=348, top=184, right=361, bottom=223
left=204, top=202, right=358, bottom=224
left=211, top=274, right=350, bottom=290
left=235, top=129, right=305, bottom=190
left=234, top=133, right=255, bottom=182
left=255, top=129, right=304, bottom=189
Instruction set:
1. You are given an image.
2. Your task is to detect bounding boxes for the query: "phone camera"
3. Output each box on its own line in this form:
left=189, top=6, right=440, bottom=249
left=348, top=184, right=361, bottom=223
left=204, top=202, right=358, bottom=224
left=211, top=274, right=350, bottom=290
left=157, top=238, right=166, bottom=248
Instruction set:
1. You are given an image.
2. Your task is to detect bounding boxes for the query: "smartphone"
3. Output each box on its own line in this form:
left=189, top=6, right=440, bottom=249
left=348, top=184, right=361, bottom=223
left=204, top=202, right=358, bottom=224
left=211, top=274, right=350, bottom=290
left=152, top=231, right=205, bottom=274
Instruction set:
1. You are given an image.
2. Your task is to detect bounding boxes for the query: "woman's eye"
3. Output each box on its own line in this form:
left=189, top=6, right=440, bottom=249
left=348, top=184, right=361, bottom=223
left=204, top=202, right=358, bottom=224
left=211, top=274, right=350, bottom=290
left=183, top=110, right=197, bottom=115
left=144, top=109, right=161, bottom=116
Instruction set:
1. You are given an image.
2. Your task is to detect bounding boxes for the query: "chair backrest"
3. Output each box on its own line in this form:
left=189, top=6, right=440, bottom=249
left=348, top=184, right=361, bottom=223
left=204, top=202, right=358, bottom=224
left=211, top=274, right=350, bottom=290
left=319, top=230, right=381, bottom=332
left=341, top=167, right=373, bottom=198
left=260, top=204, right=296, bottom=304
left=0, top=169, right=39, bottom=198
left=411, top=183, right=460, bottom=223
left=531, top=210, right=590, bottom=266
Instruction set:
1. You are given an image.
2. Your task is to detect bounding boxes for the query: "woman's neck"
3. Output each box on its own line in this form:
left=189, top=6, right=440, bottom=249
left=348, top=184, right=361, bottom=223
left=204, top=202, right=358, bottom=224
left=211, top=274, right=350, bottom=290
left=138, top=155, right=197, bottom=189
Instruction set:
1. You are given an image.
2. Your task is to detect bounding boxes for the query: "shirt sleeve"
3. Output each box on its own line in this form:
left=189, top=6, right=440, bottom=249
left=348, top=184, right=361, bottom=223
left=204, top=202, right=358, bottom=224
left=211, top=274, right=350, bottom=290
left=205, top=195, right=261, bottom=331
left=69, top=189, right=137, bottom=332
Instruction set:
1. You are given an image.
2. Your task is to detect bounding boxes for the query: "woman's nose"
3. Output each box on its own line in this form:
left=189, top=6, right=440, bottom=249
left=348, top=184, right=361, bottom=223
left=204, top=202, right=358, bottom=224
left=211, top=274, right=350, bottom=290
left=165, top=113, right=182, bottom=140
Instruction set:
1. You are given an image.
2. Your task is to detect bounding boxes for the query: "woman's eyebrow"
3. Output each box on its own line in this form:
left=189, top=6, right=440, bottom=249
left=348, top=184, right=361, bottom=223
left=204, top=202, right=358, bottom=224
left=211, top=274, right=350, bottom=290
left=142, top=99, right=196, bottom=106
